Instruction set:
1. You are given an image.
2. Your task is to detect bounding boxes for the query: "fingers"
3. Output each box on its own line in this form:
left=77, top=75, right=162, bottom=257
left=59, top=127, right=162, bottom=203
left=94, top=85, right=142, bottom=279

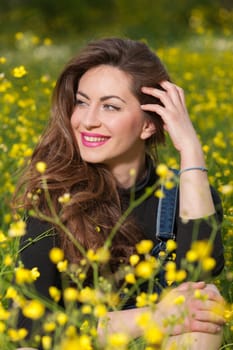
left=203, top=284, right=225, bottom=304
left=141, top=81, right=186, bottom=112
left=170, top=318, right=223, bottom=335
left=176, top=281, right=206, bottom=292
left=194, top=309, right=225, bottom=325
left=187, top=320, right=223, bottom=334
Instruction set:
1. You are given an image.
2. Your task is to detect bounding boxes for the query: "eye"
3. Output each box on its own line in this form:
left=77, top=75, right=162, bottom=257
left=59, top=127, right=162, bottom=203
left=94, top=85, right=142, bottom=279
left=103, top=104, right=121, bottom=111
left=75, top=98, right=87, bottom=107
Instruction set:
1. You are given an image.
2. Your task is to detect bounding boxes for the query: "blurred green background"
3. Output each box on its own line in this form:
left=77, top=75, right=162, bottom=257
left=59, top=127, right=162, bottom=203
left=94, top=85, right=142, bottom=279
left=1, top=0, right=232, bottom=48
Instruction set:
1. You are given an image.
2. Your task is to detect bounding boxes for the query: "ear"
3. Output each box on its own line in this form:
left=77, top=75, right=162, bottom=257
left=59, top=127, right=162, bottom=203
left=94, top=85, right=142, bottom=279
left=140, top=119, right=156, bottom=140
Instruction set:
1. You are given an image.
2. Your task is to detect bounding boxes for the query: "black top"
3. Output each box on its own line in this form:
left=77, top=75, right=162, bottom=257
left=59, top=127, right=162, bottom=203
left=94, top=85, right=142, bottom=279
left=18, top=160, right=224, bottom=337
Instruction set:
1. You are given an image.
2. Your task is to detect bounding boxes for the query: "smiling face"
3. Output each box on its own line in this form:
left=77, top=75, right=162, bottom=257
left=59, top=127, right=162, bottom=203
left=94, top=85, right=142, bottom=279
left=71, top=65, right=156, bottom=182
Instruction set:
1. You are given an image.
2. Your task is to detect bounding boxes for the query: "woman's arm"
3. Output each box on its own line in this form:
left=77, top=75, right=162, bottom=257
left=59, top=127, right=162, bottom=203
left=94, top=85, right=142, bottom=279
left=97, top=282, right=225, bottom=343
left=141, top=81, right=216, bottom=219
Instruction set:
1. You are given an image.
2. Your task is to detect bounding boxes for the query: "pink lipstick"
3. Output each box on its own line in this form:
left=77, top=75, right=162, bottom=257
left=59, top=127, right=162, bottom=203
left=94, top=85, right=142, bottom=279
left=81, top=132, right=110, bottom=147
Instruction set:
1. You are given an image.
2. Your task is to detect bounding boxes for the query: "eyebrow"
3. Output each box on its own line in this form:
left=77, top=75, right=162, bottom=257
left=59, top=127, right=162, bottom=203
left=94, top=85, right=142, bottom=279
left=76, top=91, right=126, bottom=104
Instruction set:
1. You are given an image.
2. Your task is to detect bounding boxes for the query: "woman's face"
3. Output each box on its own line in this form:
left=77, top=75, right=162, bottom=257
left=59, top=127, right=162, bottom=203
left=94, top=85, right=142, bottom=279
left=71, top=65, right=155, bottom=174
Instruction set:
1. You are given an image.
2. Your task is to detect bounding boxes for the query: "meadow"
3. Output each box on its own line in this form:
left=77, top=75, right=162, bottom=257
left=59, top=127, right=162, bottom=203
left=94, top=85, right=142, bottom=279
left=0, top=33, right=232, bottom=349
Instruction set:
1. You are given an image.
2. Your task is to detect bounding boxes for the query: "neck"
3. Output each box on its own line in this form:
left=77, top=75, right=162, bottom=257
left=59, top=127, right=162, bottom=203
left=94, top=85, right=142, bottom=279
left=109, top=156, right=147, bottom=189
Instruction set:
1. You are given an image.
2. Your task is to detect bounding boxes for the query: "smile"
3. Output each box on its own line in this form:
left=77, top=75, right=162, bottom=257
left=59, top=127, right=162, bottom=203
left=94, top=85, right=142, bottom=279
left=84, top=135, right=108, bottom=142
left=81, top=133, right=110, bottom=147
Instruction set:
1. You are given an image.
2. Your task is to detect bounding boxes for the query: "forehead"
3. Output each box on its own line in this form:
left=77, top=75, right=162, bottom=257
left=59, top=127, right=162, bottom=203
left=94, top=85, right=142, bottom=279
left=78, top=65, right=133, bottom=93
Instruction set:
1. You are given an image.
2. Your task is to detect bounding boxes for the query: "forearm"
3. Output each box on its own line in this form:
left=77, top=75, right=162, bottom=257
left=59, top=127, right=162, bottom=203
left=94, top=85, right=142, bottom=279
left=97, top=307, right=149, bottom=342
left=179, top=142, right=215, bottom=219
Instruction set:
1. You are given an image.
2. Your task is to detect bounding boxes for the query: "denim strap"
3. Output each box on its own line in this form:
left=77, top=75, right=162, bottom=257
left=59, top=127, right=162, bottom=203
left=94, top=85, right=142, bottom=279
left=156, top=168, right=179, bottom=241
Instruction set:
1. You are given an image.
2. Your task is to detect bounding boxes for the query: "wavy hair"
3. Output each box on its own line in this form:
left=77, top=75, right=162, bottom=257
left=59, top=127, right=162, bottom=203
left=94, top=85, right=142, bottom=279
left=14, top=38, right=170, bottom=273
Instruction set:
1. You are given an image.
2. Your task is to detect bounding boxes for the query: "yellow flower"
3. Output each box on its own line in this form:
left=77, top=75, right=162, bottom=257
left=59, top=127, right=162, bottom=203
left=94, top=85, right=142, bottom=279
left=194, top=289, right=208, bottom=301
left=22, top=300, right=45, bottom=319
left=156, top=164, right=169, bottom=178
left=81, top=305, right=92, bottom=314
left=5, top=286, right=17, bottom=299
left=154, top=189, right=165, bottom=198
left=0, top=321, right=6, bottom=333
left=144, top=324, right=163, bottom=345
left=31, top=266, right=40, bottom=280
left=94, top=304, right=107, bottom=317
left=57, top=259, right=68, bottom=272
left=44, top=38, right=53, bottom=46
left=61, top=335, right=92, bottom=350
left=56, top=312, right=68, bottom=325
left=36, top=161, right=47, bottom=173
left=175, top=269, right=187, bottom=282
left=12, top=65, right=27, bottom=78
left=0, top=57, right=6, bottom=64
left=219, top=184, right=233, bottom=196
left=43, top=321, right=56, bottom=333
left=125, top=272, right=136, bottom=284
left=15, top=32, right=24, bottom=40
left=15, top=267, right=34, bottom=284
left=0, top=305, right=10, bottom=320
left=191, top=240, right=212, bottom=260
left=49, top=286, right=61, bottom=302
left=202, top=257, right=216, bottom=271
left=8, top=328, right=28, bottom=342
left=129, top=254, right=140, bottom=266
left=136, top=292, right=148, bottom=308
left=186, top=250, right=198, bottom=262
left=173, top=295, right=186, bottom=305
left=107, top=332, right=129, bottom=348
left=96, top=246, right=110, bottom=263
left=42, top=335, right=52, bottom=349
left=136, top=311, right=151, bottom=328
left=49, top=247, right=64, bottom=263
left=86, top=249, right=97, bottom=261
left=63, top=287, right=79, bottom=302
left=136, top=240, right=153, bottom=254
left=135, top=261, right=154, bottom=279
left=4, top=254, right=13, bottom=266
left=166, top=239, right=177, bottom=252
left=64, top=325, right=77, bottom=338
left=79, top=287, right=98, bottom=304
left=8, top=219, right=26, bottom=237
left=95, top=226, right=101, bottom=232
left=58, top=192, right=71, bottom=204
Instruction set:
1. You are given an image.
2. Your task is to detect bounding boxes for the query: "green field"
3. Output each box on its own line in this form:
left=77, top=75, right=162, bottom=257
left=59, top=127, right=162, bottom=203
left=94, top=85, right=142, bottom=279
left=0, top=33, right=232, bottom=348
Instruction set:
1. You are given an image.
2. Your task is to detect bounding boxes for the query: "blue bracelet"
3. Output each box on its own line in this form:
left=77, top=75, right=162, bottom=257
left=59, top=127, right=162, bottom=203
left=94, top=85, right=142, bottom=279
left=179, top=166, right=208, bottom=175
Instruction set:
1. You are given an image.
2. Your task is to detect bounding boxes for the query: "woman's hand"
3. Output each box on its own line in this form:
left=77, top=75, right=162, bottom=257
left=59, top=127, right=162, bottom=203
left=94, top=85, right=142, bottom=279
left=141, top=81, right=201, bottom=157
left=141, top=81, right=217, bottom=218
left=156, top=282, right=225, bottom=335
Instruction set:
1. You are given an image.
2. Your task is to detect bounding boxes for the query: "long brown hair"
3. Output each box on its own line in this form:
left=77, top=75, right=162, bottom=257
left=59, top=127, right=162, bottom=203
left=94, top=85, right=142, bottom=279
left=14, top=38, right=170, bottom=272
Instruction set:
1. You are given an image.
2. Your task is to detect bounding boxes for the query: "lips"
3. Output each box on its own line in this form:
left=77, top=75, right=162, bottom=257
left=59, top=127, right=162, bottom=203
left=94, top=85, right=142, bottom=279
left=81, top=132, right=110, bottom=147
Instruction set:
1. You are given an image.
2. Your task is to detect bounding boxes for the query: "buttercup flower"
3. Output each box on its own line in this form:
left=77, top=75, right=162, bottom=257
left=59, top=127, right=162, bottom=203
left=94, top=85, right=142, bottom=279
left=22, top=300, right=45, bottom=319
left=136, top=240, right=153, bottom=254
left=12, top=65, right=28, bottom=78
left=8, top=219, right=26, bottom=237
left=36, top=161, right=47, bottom=173
left=49, top=247, right=64, bottom=263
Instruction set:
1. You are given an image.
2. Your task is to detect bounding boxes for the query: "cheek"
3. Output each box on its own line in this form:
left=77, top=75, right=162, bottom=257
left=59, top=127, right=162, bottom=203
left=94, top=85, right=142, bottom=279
left=70, top=111, right=78, bottom=129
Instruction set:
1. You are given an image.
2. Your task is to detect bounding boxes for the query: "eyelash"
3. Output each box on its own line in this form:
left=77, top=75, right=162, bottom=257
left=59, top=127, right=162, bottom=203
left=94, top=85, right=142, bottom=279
left=103, top=104, right=121, bottom=111
left=75, top=99, right=121, bottom=111
left=75, top=99, right=86, bottom=106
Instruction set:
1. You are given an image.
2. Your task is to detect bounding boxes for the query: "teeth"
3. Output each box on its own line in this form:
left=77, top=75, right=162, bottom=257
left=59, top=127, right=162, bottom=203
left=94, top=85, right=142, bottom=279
left=84, top=136, right=108, bottom=142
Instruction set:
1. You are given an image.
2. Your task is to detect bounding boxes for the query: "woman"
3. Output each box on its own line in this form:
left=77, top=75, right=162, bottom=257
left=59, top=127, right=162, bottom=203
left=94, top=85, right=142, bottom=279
left=15, top=38, right=225, bottom=349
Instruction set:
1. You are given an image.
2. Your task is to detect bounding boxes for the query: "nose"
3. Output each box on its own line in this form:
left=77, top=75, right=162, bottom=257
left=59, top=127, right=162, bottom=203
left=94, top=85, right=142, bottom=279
left=82, top=106, right=101, bottom=129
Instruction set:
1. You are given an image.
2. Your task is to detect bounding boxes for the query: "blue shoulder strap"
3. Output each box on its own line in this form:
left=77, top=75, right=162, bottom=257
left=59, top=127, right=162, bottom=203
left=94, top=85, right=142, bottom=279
left=151, top=168, right=179, bottom=256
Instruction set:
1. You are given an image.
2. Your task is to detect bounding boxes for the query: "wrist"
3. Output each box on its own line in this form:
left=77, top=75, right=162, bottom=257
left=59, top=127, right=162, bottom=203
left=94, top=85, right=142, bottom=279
left=179, top=144, right=206, bottom=169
